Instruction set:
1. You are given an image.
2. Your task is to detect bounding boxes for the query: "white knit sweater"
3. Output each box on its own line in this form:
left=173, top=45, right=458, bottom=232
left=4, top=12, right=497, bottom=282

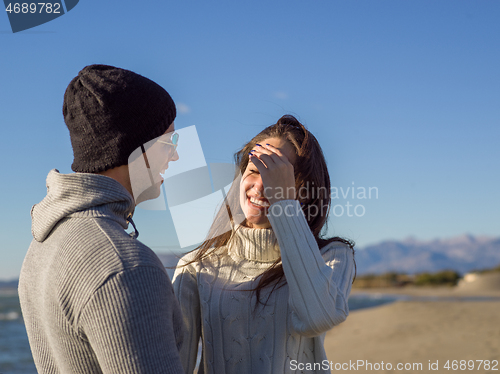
left=172, top=200, right=355, bottom=374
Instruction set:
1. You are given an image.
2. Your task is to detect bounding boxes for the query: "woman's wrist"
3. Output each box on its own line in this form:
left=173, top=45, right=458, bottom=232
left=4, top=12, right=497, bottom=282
left=266, top=188, right=296, bottom=206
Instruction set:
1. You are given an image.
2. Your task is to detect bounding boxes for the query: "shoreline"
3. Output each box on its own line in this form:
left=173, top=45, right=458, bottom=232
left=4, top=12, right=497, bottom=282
left=327, top=275, right=500, bottom=372
left=350, top=285, right=500, bottom=299
left=324, top=299, right=500, bottom=373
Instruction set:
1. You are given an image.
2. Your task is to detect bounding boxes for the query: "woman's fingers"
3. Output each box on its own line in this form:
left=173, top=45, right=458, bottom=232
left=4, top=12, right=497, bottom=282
left=261, top=143, right=284, bottom=158
left=248, top=152, right=266, bottom=170
left=254, top=143, right=283, bottom=160
left=250, top=143, right=290, bottom=167
left=249, top=144, right=296, bottom=204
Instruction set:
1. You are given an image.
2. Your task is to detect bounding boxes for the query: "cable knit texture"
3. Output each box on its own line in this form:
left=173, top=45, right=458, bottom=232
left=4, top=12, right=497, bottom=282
left=173, top=200, right=355, bottom=374
left=19, top=169, right=184, bottom=374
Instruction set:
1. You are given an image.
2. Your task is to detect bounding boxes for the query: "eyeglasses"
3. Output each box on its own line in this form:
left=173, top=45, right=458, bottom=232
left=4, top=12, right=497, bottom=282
left=158, top=132, right=179, bottom=152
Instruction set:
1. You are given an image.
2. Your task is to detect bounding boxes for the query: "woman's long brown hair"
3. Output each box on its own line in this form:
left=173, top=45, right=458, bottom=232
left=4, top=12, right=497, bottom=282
left=180, top=115, right=356, bottom=305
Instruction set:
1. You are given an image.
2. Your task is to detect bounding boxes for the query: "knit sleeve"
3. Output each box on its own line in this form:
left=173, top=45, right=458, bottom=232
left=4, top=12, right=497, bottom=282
left=267, top=200, right=355, bottom=338
left=172, top=256, right=201, bottom=374
left=79, top=266, right=185, bottom=374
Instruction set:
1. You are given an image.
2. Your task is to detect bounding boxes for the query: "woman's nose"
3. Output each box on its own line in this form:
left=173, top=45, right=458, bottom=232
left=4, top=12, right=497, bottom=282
left=251, top=179, right=265, bottom=197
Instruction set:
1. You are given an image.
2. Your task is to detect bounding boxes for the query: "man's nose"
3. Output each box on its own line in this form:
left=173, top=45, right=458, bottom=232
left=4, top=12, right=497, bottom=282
left=170, top=150, right=179, bottom=162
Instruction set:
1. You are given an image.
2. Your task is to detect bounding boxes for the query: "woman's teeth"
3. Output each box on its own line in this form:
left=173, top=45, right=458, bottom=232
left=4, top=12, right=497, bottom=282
left=249, top=197, right=270, bottom=207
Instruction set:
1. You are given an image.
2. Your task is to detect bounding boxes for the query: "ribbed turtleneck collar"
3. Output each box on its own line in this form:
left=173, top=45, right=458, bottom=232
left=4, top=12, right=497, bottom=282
left=227, top=225, right=281, bottom=263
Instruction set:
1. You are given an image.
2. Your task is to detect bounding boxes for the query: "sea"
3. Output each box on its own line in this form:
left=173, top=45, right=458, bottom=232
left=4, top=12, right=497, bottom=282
left=0, top=291, right=401, bottom=373
left=0, top=291, right=37, bottom=374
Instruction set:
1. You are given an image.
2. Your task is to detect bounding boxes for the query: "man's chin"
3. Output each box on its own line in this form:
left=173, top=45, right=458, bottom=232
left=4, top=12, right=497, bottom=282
left=134, top=184, right=162, bottom=205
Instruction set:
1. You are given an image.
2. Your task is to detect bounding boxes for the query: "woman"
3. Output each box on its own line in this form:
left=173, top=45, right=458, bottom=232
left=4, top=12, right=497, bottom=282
left=172, top=115, right=355, bottom=374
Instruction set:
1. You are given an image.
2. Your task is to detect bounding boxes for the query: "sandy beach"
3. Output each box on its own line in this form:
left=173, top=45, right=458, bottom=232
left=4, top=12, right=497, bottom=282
left=323, top=274, right=500, bottom=373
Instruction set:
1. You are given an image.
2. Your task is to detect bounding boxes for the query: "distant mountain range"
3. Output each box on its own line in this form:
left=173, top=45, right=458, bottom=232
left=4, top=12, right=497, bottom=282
left=354, top=234, right=500, bottom=275
left=2, top=235, right=499, bottom=288
left=158, top=234, right=500, bottom=277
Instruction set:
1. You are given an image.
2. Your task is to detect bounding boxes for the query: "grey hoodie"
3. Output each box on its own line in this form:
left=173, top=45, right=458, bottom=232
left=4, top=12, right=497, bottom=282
left=19, top=169, right=184, bottom=374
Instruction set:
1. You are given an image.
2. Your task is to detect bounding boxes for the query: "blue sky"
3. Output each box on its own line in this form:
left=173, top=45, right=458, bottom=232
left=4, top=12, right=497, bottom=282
left=1, top=0, right=499, bottom=280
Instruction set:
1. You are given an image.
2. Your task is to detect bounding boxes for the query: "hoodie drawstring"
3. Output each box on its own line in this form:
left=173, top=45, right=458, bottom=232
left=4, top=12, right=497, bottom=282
left=127, top=215, right=139, bottom=239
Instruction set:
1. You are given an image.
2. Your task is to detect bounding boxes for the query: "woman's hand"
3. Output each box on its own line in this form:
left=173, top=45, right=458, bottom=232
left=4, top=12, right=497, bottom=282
left=249, top=143, right=296, bottom=206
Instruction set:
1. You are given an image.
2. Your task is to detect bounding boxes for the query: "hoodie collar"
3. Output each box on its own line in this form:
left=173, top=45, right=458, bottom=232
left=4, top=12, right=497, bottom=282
left=31, top=169, right=135, bottom=242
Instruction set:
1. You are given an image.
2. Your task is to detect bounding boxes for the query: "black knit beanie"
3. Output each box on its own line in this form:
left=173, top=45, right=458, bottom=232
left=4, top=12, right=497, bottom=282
left=63, top=64, right=176, bottom=173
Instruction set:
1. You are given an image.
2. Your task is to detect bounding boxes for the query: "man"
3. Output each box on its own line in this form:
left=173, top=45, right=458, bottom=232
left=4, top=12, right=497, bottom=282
left=19, top=64, right=184, bottom=373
